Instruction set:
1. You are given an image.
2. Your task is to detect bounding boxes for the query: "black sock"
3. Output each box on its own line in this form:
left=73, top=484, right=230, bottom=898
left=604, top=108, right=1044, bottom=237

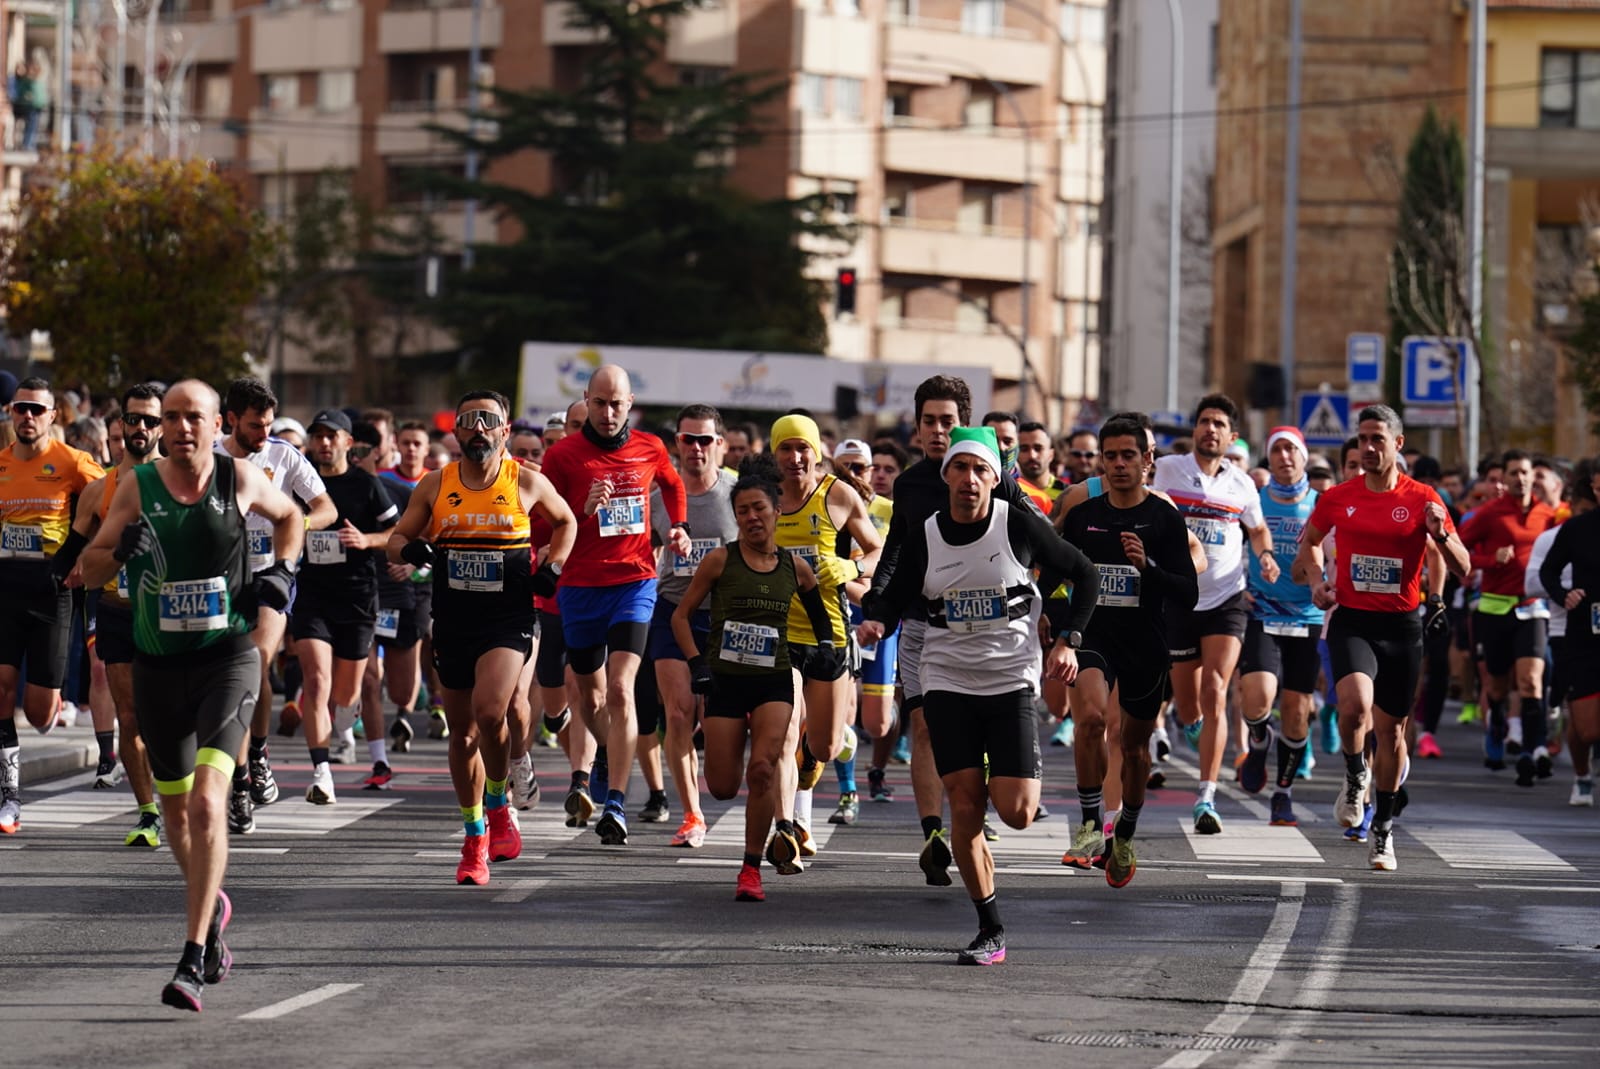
left=571, top=770, right=589, bottom=790
left=743, top=852, right=761, bottom=869
left=1246, top=715, right=1270, bottom=745
left=1343, top=751, right=1366, bottom=780
left=1520, top=697, right=1548, bottom=751
left=94, top=730, right=115, bottom=762
left=180, top=940, right=205, bottom=974
left=309, top=747, right=330, bottom=766
left=648, top=789, right=667, bottom=803
left=232, top=764, right=250, bottom=787
left=1077, top=785, right=1103, bottom=827
left=1276, top=735, right=1307, bottom=791
left=1374, top=789, right=1398, bottom=834
left=1115, top=802, right=1142, bottom=840
left=974, top=893, right=1002, bottom=932
left=594, top=746, right=608, bottom=767
left=775, top=818, right=795, bottom=837
left=920, top=815, right=943, bottom=837
left=1488, top=698, right=1509, bottom=734
left=249, top=735, right=268, bottom=761
left=0, top=718, right=17, bottom=748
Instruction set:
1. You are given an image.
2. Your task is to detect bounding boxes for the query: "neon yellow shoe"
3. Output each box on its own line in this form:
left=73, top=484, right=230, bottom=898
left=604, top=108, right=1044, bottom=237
left=125, top=810, right=162, bottom=848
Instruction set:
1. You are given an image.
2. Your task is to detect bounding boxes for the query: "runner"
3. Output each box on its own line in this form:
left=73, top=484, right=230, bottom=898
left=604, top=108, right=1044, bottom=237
left=1534, top=459, right=1599, bottom=806
left=860, top=426, right=1098, bottom=964
left=379, top=420, right=441, bottom=744
left=538, top=365, right=689, bottom=847
left=217, top=378, right=337, bottom=832
left=1059, top=415, right=1196, bottom=884
left=1292, top=405, right=1468, bottom=871
left=1152, top=394, right=1277, bottom=835
left=673, top=470, right=833, bottom=900
left=80, top=379, right=303, bottom=1011
left=387, top=389, right=576, bottom=884
left=1236, top=428, right=1324, bottom=827
left=0, top=376, right=105, bottom=835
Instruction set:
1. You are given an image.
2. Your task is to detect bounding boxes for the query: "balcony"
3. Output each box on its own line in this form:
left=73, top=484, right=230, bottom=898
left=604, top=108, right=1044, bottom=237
left=666, top=2, right=736, bottom=66
left=885, top=16, right=1050, bottom=87
left=881, top=219, right=1044, bottom=284
left=878, top=321, right=1027, bottom=379
left=246, top=107, right=361, bottom=172
left=884, top=122, right=1030, bottom=184
left=795, top=113, right=874, bottom=181
left=793, top=9, right=875, bottom=78
left=1486, top=125, right=1600, bottom=180
left=543, top=1, right=606, bottom=46
left=252, top=4, right=362, bottom=74
left=376, top=104, right=471, bottom=157
left=379, top=1, right=502, bottom=54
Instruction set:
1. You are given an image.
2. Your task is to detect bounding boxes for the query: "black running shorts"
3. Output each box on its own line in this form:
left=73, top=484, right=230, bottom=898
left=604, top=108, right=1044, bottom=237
left=1326, top=606, right=1423, bottom=719
left=1240, top=617, right=1322, bottom=695
left=922, top=687, right=1042, bottom=780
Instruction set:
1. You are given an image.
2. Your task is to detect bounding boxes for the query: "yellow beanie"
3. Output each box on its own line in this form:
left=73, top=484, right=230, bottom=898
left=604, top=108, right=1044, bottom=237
left=770, top=413, right=823, bottom=459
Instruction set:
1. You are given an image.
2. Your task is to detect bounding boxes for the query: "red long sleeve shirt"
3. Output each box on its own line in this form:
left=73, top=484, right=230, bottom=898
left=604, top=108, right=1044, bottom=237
left=539, top=428, right=687, bottom=587
left=1458, top=494, right=1556, bottom=599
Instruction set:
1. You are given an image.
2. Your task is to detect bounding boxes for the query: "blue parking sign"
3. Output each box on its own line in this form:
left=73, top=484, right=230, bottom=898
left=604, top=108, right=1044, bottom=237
left=1402, top=336, right=1470, bottom=406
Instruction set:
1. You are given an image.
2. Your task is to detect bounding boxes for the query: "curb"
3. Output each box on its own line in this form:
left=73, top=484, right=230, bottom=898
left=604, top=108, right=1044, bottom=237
left=20, top=738, right=100, bottom=787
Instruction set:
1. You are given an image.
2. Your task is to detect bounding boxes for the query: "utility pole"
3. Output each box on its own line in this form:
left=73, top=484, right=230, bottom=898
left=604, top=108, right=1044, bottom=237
left=461, top=0, right=484, bottom=271
left=1278, top=0, right=1303, bottom=416
left=1162, top=0, right=1183, bottom=412
left=1464, top=0, right=1485, bottom=467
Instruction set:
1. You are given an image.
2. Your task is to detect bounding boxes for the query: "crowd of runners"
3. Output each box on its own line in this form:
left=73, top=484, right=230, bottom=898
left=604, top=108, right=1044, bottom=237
left=1, top=366, right=1596, bottom=1001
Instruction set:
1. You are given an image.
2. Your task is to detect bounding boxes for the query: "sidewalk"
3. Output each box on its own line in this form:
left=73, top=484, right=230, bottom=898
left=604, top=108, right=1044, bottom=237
left=15, top=719, right=101, bottom=787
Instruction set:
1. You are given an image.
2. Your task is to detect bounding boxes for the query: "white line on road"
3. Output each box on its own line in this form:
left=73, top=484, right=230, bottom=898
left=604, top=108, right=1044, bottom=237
left=492, top=878, right=549, bottom=904
left=239, top=983, right=362, bottom=1021
left=1474, top=883, right=1600, bottom=893
left=1157, top=881, right=1305, bottom=1069
left=1165, top=755, right=1278, bottom=822
left=154, top=846, right=288, bottom=855
left=1240, top=883, right=1361, bottom=1069
left=1207, top=874, right=1344, bottom=885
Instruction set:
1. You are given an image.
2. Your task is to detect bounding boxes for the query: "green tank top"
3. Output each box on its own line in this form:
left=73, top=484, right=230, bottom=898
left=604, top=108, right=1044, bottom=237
left=127, top=459, right=250, bottom=656
left=708, top=541, right=799, bottom=677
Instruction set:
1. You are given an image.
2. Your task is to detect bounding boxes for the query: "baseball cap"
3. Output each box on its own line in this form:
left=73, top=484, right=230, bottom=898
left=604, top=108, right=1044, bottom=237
left=308, top=409, right=353, bottom=434
left=269, top=416, right=305, bottom=439
left=833, top=438, right=872, bottom=462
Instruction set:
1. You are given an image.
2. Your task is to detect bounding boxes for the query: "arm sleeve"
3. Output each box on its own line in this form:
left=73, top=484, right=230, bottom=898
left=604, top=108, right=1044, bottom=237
left=1525, top=532, right=1553, bottom=599
left=864, top=497, right=908, bottom=613
left=1143, top=511, right=1200, bottom=611
left=798, top=584, right=834, bottom=643
left=866, top=519, right=928, bottom=636
left=655, top=444, right=688, bottom=526
left=373, top=480, right=400, bottom=527
left=1009, top=503, right=1099, bottom=633
left=1539, top=524, right=1573, bottom=607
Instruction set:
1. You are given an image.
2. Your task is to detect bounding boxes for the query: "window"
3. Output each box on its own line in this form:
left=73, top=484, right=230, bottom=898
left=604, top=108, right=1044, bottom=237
left=961, top=0, right=1001, bottom=37
left=828, top=180, right=858, bottom=217
left=886, top=0, right=913, bottom=21
left=835, top=77, right=863, bottom=120
left=201, top=74, right=231, bottom=117
left=1060, top=2, right=1103, bottom=43
left=883, top=180, right=911, bottom=222
left=886, top=85, right=913, bottom=124
left=317, top=70, right=355, bottom=112
left=678, top=65, right=727, bottom=88
left=956, top=288, right=992, bottom=333
left=834, top=0, right=860, bottom=15
left=964, top=84, right=996, bottom=130
left=1540, top=49, right=1600, bottom=129
left=261, top=73, right=298, bottom=113
left=800, top=73, right=829, bottom=116
left=878, top=285, right=906, bottom=327
left=958, top=185, right=998, bottom=233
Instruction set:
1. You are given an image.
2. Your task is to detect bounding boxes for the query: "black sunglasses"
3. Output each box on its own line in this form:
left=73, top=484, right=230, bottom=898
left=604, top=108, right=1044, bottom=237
left=349, top=444, right=374, bottom=461
left=1069, top=449, right=1099, bottom=459
left=677, top=433, right=717, bottom=448
left=122, top=413, right=160, bottom=429
left=10, top=401, right=48, bottom=417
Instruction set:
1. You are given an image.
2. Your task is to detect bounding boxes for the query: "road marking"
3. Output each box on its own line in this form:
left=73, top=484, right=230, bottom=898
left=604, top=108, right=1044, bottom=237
left=492, top=878, right=550, bottom=904
left=997, top=866, right=1083, bottom=876
left=1407, top=825, right=1576, bottom=871
left=32, top=770, right=97, bottom=793
left=1158, top=881, right=1305, bottom=1069
left=1242, top=884, right=1361, bottom=1069
left=1165, top=754, right=1283, bottom=822
left=239, top=983, right=362, bottom=1021
left=20, top=791, right=138, bottom=828
left=1474, top=883, right=1600, bottom=893
left=158, top=846, right=287, bottom=855
left=1180, top=821, right=1324, bottom=864
left=414, top=851, right=459, bottom=859
left=1207, top=874, right=1344, bottom=885
left=0, top=842, right=21, bottom=849
left=251, top=797, right=402, bottom=836
left=676, top=857, right=740, bottom=867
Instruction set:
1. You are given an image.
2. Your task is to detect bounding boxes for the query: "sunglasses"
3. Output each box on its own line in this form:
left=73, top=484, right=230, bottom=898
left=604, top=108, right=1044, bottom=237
left=839, top=462, right=868, bottom=476
left=121, top=413, right=161, bottom=429
left=1069, top=449, right=1099, bottom=459
left=10, top=401, right=48, bottom=417
left=456, top=410, right=505, bottom=431
left=677, top=433, right=717, bottom=448
left=349, top=444, right=374, bottom=461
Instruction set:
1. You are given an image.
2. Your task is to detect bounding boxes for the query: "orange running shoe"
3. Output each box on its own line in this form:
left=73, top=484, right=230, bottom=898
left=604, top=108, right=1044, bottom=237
left=735, top=863, right=765, bottom=902
left=457, top=833, right=490, bottom=885
left=670, top=812, right=706, bottom=848
left=487, top=805, right=522, bottom=862
left=277, top=699, right=302, bottom=738
left=1416, top=732, right=1443, bottom=759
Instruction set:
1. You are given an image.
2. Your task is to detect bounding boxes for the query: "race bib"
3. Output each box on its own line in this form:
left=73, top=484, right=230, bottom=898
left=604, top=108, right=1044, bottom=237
left=1591, top=603, right=1599, bottom=636
left=1263, top=621, right=1311, bottom=638
left=247, top=528, right=273, bottom=571
left=788, top=545, right=820, bottom=568
left=306, top=530, right=347, bottom=566
left=671, top=538, right=721, bottom=578
left=1186, top=516, right=1227, bottom=547
left=719, top=621, right=779, bottom=668
left=1097, top=563, right=1140, bottom=608
left=1350, top=553, right=1401, bottom=595
left=943, top=585, right=1008, bottom=634
left=448, top=550, right=503, bottom=592
left=0, top=523, right=45, bottom=559
left=158, top=576, right=229, bottom=633
left=598, top=494, right=646, bottom=537
left=376, top=608, right=399, bottom=639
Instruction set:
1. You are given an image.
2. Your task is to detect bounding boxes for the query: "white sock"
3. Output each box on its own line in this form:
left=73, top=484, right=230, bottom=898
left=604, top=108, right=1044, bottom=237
left=1152, top=726, right=1169, bottom=744
left=341, top=727, right=357, bottom=751
left=1507, top=718, right=1524, bottom=744
left=368, top=738, right=387, bottom=765
left=333, top=703, right=359, bottom=735
left=1198, top=780, right=1217, bottom=806
left=796, top=788, right=814, bottom=829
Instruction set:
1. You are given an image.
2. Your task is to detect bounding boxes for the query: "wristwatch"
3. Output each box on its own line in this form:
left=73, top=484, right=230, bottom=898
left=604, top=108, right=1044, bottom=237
left=548, top=559, right=563, bottom=576
left=1431, top=531, right=1450, bottom=545
left=1061, top=630, right=1084, bottom=650
left=672, top=521, right=693, bottom=538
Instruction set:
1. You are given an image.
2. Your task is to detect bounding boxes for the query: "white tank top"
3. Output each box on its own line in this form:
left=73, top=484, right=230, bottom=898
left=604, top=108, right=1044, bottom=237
left=216, top=437, right=326, bottom=571
left=1153, top=453, right=1263, bottom=612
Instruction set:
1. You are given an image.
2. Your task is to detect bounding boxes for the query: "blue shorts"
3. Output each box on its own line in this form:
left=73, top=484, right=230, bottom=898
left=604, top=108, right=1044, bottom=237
left=851, top=604, right=898, bottom=695
left=558, top=580, right=658, bottom=651
left=648, top=597, right=709, bottom=662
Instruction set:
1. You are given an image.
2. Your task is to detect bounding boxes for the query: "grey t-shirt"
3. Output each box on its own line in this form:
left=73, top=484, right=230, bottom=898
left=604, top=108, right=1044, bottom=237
left=652, top=470, right=738, bottom=609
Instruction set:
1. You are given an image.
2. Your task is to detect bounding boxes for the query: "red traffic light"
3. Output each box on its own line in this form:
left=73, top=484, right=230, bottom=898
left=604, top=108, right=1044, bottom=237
left=839, top=270, right=856, bottom=286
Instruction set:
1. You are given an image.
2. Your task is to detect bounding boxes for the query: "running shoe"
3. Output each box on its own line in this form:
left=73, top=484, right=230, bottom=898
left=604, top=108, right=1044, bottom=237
left=1457, top=702, right=1481, bottom=726
left=1515, top=753, right=1536, bottom=789
left=1192, top=800, right=1222, bottom=835
left=510, top=754, right=538, bottom=810
left=735, top=863, right=765, bottom=901
left=829, top=792, right=860, bottom=826
left=1535, top=747, right=1555, bottom=780
left=1035, top=802, right=1050, bottom=820
left=1238, top=724, right=1273, bottom=794
left=1105, top=836, right=1137, bottom=888
left=457, top=833, right=490, bottom=885
left=536, top=723, right=560, bottom=748
left=227, top=785, right=255, bottom=835
left=670, top=812, right=707, bottom=848
left=1483, top=730, right=1506, bottom=771
left=1369, top=828, right=1397, bottom=872
left=276, top=699, right=302, bottom=737
left=202, top=890, right=232, bottom=985
left=796, top=820, right=817, bottom=857
left=796, top=750, right=824, bottom=792
left=1296, top=745, right=1315, bottom=781
left=890, top=736, right=911, bottom=765
left=125, top=810, right=162, bottom=848
left=868, top=767, right=894, bottom=802
left=982, top=817, right=1000, bottom=843
left=837, top=725, right=858, bottom=764
left=766, top=827, right=804, bottom=875
left=564, top=784, right=595, bottom=826
left=640, top=791, right=670, bottom=823
left=918, top=828, right=953, bottom=887
left=0, top=790, right=19, bottom=834
left=1050, top=719, right=1075, bottom=748
left=589, top=761, right=609, bottom=809
left=1269, top=790, right=1297, bottom=826
left=248, top=753, right=280, bottom=806
left=1061, top=819, right=1105, bottom=869
left=363, top=762, right=393, bottom=790
left=93, top=756, right=124, bottom=790
left=161, top=963, right=205, bottom=1012
left=1343, top=802, right=1375, bottom=843
left=956, top=928, right=1006, bottom=966
left=488, top=804, right=522, bottom=861
left=427, top=708, right=449, bottom=739
left=1154, top=732, right=1172, bottom=763
left=596, top=801, right=628, bottom=845
left=305, top=764, right=337, bottom=806
left=1570, top=780, right=1595, bottom=807
left=1416, top=732, right=1442, bottom=759
left=1319, top=705, right=1340, bottom=755
left=329, top=730, right=358, bottom=765
left=389, top=714, right=414, bottom=754
left=1147, top=770, right=1167, bottom=790
left=1182, top=719, right=1203, bottom=750
left=1334, top=765, right=1371, bottom=828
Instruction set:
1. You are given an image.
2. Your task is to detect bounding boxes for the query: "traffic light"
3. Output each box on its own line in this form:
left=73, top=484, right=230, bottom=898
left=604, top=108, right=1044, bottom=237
left=835, top=267, right=857, bottom=316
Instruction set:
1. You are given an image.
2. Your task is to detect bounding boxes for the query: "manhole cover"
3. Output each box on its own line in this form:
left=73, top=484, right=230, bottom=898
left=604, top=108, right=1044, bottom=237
left=768, top=942, right=947, bottom=958
left=1160, top=893, right=1277, bottom=903
left=1034, top=1032, right=1275, bottom=1051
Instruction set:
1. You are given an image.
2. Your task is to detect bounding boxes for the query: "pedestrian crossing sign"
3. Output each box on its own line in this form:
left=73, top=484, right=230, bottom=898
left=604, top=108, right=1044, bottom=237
left=1297, top=391, right=1349, bottom=448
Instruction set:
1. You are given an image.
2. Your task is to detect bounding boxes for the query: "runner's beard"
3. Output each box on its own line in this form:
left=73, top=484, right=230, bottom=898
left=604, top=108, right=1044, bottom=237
left=124, top=433, right=155, bottom=459
left=464, top=436, right=494, bottom=462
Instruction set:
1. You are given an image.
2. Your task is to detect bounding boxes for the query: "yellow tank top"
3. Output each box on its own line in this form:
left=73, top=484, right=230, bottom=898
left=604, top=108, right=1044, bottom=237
left=776, top=473, right=846, bottom=645
left=97, top=466, right=129, bottom=601
left=426, top=458, right=532, bottom=550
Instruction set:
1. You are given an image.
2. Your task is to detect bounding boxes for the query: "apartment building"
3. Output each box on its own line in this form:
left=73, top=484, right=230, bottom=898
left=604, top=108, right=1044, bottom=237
left=60, top=0, right=1098, bottom=423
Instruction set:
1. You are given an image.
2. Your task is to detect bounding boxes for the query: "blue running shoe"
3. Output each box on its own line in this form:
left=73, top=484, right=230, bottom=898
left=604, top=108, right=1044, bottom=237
left=1296, top=744, right=1315, bottom=781
left=1239, top=724, right=1273, bottom=794
left=890, top=735, right=912, bottom=765
left=1319, top=705, right=1339, bottom=755
left=596, top=801, right=628, bottom=845
left=1183, top=719, right=1203, bottom=751
left=1483, top=731, right=1506, bottom=771
left=1192, top=800, right=1222, bottom=835
left=589, top=760, right=610, bottom=807
left=1344, top=802, right=1375, bottom=843
left=1269, top=790, right=1297, bottom=826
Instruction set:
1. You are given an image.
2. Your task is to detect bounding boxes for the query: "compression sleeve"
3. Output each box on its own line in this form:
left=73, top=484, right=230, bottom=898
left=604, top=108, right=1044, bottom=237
left=865, top=517, right=929, bottom=638
left=50, top=527, right=89, bottom=582
left=1141, top=511, right=1200, bottom=611
left=1539, top=522, right=1574, bottom=607
left=798, top=583, right=834, bottom=644
left=1011, top=502, right=1099, bottom=633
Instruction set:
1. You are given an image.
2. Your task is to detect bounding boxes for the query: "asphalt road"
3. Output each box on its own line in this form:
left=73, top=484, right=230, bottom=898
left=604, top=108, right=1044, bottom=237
left=3, top=710, right=1597, bottom=1068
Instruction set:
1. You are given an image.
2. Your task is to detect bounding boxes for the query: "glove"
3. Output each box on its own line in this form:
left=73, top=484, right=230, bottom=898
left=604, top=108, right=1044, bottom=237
left=530, top=562, right=560, bottom=598
left=400, top=539, right=436, bottom=569
left=1424, top=594, right=1448, bottom=639
left=113, top=519, right=154, bottom=563
left=689, top=655, right=714, bottom=695
left=253, top=561, right=295, bottom=612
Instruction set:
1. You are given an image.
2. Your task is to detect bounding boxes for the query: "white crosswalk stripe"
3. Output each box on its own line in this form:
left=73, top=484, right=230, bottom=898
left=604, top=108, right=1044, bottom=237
left=17, top=790, right=402, bottom=835
left=1180, top=821, right=1325, bottom=864
left=1405, top=824, right=1577, bottom=871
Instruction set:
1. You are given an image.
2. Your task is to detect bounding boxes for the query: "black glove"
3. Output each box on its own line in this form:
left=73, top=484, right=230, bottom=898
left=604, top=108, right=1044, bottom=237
left=530, top=562, right=560, bottom=598
left=113, top=519, right=154, bottom=563
left=1424, top=594, right=1449, bottom=639
left=400, top=539, right=436, bottom=569
left=253, top=561, right=295, bottom=612
left=689, top=655, right=714, bottom=695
